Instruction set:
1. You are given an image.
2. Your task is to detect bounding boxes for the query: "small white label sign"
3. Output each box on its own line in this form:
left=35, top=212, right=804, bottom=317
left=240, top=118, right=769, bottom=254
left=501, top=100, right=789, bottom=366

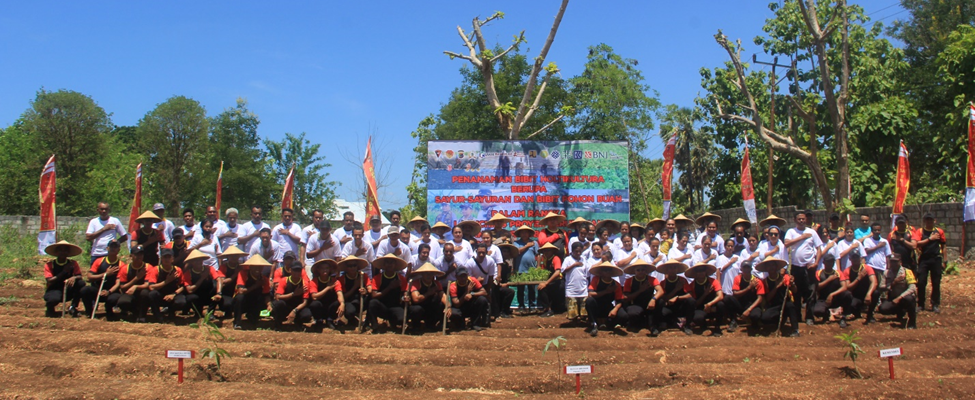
left=879, top=348, right=902, bottom=358
left=166, top=350, right=194, bottom=359
left=565, top=365, right=592, bottom=374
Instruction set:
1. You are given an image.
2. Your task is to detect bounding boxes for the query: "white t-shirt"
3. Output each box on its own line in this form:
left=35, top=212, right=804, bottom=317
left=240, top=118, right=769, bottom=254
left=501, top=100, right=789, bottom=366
left=445, top=239, right=473, bottom=265
left=190, top=233, right=222, bottom=268
left=271, top=222, right=303, bottom=255
left=740, top=245, right=764, bottom=279
left=716, top=254, right=740, bottom=295
left=691, top=248, right=718, bottom=266
left=468, top=256, right=498, bottom=283
left=410, top=238, right=443, bottom=261
left=695, top=232, right=724, bottom=250
left=562, top=254, right=590, bottom=298
left=862, top=236, right=891, bottom=271
left=334, top=226, right=355, bottom=243
left=238, top=220, right=270, bottom=252
left=757, top=240, right=789, bottom=261
left=153, top=219, right=176, bottom=244
left=668, top=245, right=693, bottom=265
left=341, top=239, right=376, bottom=263
left=181, top=223, right=202, bottom=240
left=216, top=222, right=242, bottom=252
left=785, top=227, right=823, bottom=266
left=366, top=229, right=385, bottom=249
left=249, top=239, right=282, bottom=263
left=831, top=239, right=867, bottom=272
left=300, top=224, right=319, bottom=247
left=434, top=256, right=460, bottom=282
left=568, top=236, right=591, bottom=253
left=86, top=217, right=126, bottom=256
left=304, top=231, right=341, bottom=266
left=486, top=244, right=503, bottom=265
left=376, top=239, right=413, bottom=266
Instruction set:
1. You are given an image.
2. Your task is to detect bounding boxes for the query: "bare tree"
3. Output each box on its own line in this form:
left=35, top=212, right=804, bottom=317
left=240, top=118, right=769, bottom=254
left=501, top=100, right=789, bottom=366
left=443, top=0, right=570, bottom=139
left=711, top=0, right=851, bottom=212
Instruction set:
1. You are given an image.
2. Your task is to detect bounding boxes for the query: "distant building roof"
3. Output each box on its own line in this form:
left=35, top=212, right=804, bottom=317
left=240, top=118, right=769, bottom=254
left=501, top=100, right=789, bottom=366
left=328, top=199, right=389, bottom=225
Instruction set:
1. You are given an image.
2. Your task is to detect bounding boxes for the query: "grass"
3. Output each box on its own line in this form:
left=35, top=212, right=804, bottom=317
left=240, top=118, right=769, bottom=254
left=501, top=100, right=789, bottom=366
left=0, top=296, right=19, bottom=305
left=0, top=223, right=92, bottom=284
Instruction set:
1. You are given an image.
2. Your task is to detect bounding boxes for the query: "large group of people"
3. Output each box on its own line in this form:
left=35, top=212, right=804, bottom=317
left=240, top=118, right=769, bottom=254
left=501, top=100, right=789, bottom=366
left=42, top=202, right=946, bottom=338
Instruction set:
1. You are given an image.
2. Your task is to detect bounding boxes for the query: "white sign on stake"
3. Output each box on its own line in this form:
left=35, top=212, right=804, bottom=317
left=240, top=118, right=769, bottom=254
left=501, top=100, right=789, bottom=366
left=565, top=365, right=593, bottom=375
left=879, top=348, right=902, bottom=358
left=166, top=350, right=195, bottom=359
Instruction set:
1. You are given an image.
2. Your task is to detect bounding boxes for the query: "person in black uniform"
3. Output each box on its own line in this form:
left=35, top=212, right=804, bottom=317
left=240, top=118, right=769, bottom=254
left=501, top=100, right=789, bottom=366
left=337, top=256, right=371, bottom=329
left=810, top=254, right=853, bottom=328
left=42, top=241, right=85, bottom=317
left=915, top=213, right=947, bottom=313
left=233, top=255, right=272, bottom=330
left=80, top=239, right=125, bottom=320
left=652, top=261, right=688, bottom=336
left=887, top=216, right=917, bottom=272
left=367, top=254, right=409, bottom=333
left=147, top=247, right=183, bottom=322
left=750, top=257, right=800, bottom=337
left=584, top=261, right=627, bottom=337
left=678, top=263, right=726, bottom=337
left=621, top=259, right=662, bottom=333
left=177, top=250, right=215, bottom=316
left=308, top=259, right=341, bottom=329
left=448, top=266, right=490, bottom=332
left=407, top=262, right=448, bottom=331
left=271, top=258, right=311, bottom=330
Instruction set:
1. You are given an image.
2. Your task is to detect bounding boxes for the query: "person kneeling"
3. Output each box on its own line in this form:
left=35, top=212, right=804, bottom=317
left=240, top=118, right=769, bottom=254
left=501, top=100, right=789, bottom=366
left=877, top=253, right=918, bottom=329
left=584, top=262, right=627, bottom=337
left=750, top=257, right=800, bottom=337
left=621, top=259, right=663, bottom=333
left=232, top=255, right=272, bottom=330
left=811, top=254, right=853, bottom=328
left=408, top=263, right=448, bottom=331
left=678, top=263, right=725, bottom=337
left=448, top=267, right=490, bottom=331
left=272, top=260, right=312, bottom=330
left=308, top=259, right=342, bottom=329
left=367, top=254, right=409, bottom=333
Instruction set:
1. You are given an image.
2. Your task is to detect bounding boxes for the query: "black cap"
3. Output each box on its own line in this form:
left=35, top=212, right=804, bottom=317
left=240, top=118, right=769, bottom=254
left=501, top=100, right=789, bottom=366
left=370, top=215, right=381, bottom=222
left=172, top=228, right=185, bottom=238
left=160, top=247, right=174, bottom=257
left=923, top=212, right=935, bottom=220
left=130, top=245, right=144, bottom=255
left=283, top=250, right=296, bottom=260
left=455, top=266, right=469, bottom=277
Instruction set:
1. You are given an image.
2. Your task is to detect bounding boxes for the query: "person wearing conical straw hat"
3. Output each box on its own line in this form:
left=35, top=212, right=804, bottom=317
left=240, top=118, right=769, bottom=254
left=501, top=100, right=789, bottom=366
left=537, top=212, right=568, bottom=259
left=621, top=259, right=663, bottom=334
left=177, top=249, right=216, bottom=318
left=486, top=213, right=512, bottom=244
left=211, top=245, right=248, bottom=318
left=676, top=263, right=725, bottom=337
left=366, top=254, right=409, bottom=334
left=457, top=219, right=482, bottom=247
left=567, top=223, right=593, bottom=255
left=271, top=254, right=312, bottom=331
left=694, top=212, right=721, bottom=243
left=562, top=242, right=591, bottom=324
left=537, top=242, right=566, bottom=317
left=407, top=262, right=448, bottom=332
left=750, top=256, right=800, bottom=337
left=584, top=261, right=627, bottom=337
left=307, top=258, right=342, bottom=329
left=232, top=254, right=273, bottom=330
left=115, top=244, right=158, bottom=323
left=407, top=216, right=428, bottom=243
left=42, top=241, right=85, bottom=318
left=757, top=225, right=789, bottom=275
left=430, top=221, right=452, bottom=244
left=629, top=223, right=646, bottom=243
left=783, top=210, right=824, bottom=324
left=567, top=217, right=588, bottom=239
left=729, top=218, right=751, bottom=254
left=337, top=255, right=372, bottom=328
left=133, top=211, right=163, bottom=267
left=653, top=260, right=689, bottom=336
left=147, top=246, right=184, bottom=323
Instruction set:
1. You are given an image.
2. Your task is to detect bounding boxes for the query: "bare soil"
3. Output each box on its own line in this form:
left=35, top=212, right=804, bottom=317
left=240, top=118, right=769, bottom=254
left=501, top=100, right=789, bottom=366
left=1, top=264, right=974, bottom=399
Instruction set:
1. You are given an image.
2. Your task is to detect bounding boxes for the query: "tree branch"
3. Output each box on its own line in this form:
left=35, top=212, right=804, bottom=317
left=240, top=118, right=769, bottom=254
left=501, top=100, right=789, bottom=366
left=443, top=51, right=478, bottom=64
left=524, top=114, right=565, bottom=139
left=509, top=0, right=569, bottom=139
left=521, top=70, right=554, bottom=124
left=490, top=31, right=524, bottom=63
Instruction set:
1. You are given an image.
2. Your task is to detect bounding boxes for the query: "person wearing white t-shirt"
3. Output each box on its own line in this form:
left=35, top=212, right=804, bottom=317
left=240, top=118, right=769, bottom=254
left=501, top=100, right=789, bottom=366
left=446, top=226, right=473, bottom=265
left=757, top=227, right=789, bottom=261
left=715, top=240, right=741, bottom=296
left=691, top=235, right=719, bottom=267
left=435, top=242, right=462, bottom=286
left=376, top=226, right=413, bottom=275
left=203, top=206, right=229, bottom=235
left=180, top=208, right=202, bottom=241
left=237, top=206, right=270, bottom=252
left=694, top=221, right=724, bottom=251
left=189, top=219, right=222, bottom=269
left=831, top=225, right=867, bottom=272
left=271, top=208, right=303, bottom=257
left=410, top=224, right=442, bottom=261
left=299, top=209, right=326, bottom=265
left=641, top=237, right=668, bottom=282
left=783, top=212, right=823, bottom=322
left=468, top=243, right=498, bottom=290
left=366, top=216, right=386, bottom=250
left=304, top=223, right=340, bottom=277
left=411, top=243, right=436, bottom=277
left=612, top=235, right=640, bottom=285
left=667, top=232, right=694, bottom=270
left=334, top=211, right=356, bottom=245
left=249, top=228, right=282, bottom=264
left=862, top=223, right=891, bottom=290
left=216, top=208, right=243, bottom=252
left=562, top=243, right=590, bottom=322
left=480, top=231, right=503, bottom=266
left=150, top=203, right=176, bottom=244
left=568, top=224, right=593, bottom=255
left=85, top=202, right=128, bottom=264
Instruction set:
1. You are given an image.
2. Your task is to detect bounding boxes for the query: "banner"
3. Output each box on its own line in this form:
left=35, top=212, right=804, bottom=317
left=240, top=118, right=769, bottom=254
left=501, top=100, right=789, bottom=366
left=741, top=139, right=757, bottom=223
left=891, top=141, right=910, bottom=228
left=661, top=134, right=677, bottom=220
left=965, top=104, right=975, bottom=222
left=215, top=161, right=223, bottom=214
left=426, top=141, right=629, bottom=228
left=281, top=163, right=295, bottom=211
left=128, top=163, right=143, bottom=236
left=37, top=155, right=56, bottom=254
left=363, top=137, right=381, bottom=221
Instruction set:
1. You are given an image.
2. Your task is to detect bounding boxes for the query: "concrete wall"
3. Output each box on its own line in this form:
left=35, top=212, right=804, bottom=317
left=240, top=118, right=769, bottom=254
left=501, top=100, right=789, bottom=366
left=700, top=202, right=973, bottom=252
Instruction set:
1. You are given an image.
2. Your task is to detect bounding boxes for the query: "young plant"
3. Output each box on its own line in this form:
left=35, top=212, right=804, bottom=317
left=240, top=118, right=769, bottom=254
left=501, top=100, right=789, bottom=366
left=543, top=335, right=567, bottom=383
left=835, top=330, right=865, bottom=379
left=190, top=305, right=231, bottom=369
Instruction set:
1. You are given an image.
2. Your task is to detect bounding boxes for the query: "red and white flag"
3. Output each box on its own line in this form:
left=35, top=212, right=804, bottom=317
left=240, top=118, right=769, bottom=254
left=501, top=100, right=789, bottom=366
left=37, top=155, right=57, bottom=254
left=965, top=104, right=975, bottom=222
left=891, top=142, right=910, bottom=229
left=661, top=134, right=677, bottom=220
left=281, top=163, right=295, bottom=212
left=128, top=163, right=143, bottom=237
left=741, top=138, right=757, bottom=223
left=215, top=161, right=224, bottom=214
left=363, top=137, right=381, bottom=221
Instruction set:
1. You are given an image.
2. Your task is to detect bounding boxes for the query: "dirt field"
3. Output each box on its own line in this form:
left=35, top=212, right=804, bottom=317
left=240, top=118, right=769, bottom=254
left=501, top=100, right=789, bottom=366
left=1, top=265, right=974, bottom=400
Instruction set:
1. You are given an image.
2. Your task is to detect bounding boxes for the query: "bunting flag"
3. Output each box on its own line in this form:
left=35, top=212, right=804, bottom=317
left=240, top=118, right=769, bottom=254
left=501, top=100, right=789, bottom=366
left=661, top=134, right=677, bottom=220
left=281, top=163, right=295, bottom=211
left=965, top=104, right=975, bottom=222
left=37, top=155, right=57, bottom=254
left=741, top=139, right=757, bottom=223
left=363, top=137, right=381, bottom=220
left=215, top=161, right=224, bottom=214
left=891, top=141, right=910, bottom=229
left=128, top=163, right=143, bottom=236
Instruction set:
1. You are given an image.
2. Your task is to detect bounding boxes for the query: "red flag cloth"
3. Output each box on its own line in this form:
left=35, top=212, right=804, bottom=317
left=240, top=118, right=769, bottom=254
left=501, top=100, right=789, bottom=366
left=281, top=164, right=295, bottom=211
left=37, top=155, right=57, bottom=253
left=741, top=141, right=757, bottom=223
left=965, top=105, right=975, bottom=222
left=363, top=137, right=381, bottom=220
left=216, top=161, right=224, bottom=214
left=128, top=163, right=143, bottom=236
left=892, top=142, right=910, bottom=215
left=661, top=134, right=677, bottom=219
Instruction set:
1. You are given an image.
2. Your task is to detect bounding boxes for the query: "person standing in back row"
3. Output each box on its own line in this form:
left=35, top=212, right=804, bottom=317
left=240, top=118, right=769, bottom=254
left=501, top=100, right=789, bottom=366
left=85, top=202, right=127, bottom=266
left=914, top=213, right=946, bottom=313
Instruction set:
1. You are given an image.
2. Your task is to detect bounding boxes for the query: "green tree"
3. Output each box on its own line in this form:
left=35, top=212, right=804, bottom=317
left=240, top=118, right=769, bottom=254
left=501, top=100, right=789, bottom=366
left=0, top=121, right=41, bottom=214
left=264, top=132, right=338, bottom=223
left=21, top=89, right=114, bottom=215
left=137, top=96, right=211, bottom=213
left=208, top=99, right=275, bottom=214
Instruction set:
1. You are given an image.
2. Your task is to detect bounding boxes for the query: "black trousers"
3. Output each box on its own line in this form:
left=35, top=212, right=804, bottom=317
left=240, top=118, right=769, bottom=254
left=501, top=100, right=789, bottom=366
left=516, top=285, right=536, bottom=308
left=811, top=291, right=853, bottom=320
left=408, top=300, right=445, bottom=329
left=682, top=297, right=725, bottom=331
left=791, top=265, right=816, bottom=320
left=179, top=280, right=214, bottom=314
left=585, top=296, right=626, bottom=327
left=450, top=296, right=489, bottom=327
left=491, top=285, right=515, bottom=316
left=271, top=300, right=312, bottom=327
left=623, top=304, right=652, bottom=329
left=654, top=299, right=684, bottom=330
left=43, top=279, right=85, bottom=312
left=748, top=300, right=799, bottom=331
left=80, top=284, right=121, bottom=315
left=116, top=289, right=150, bottom=319
left=537, top=279, right=565, bottom=313
left=878, top=294, right=917, bottom=326
left=147, top=289, right=181, bottom=318
left=849, top=284, right=879, bottom=320
left=368, top=299, right=405, bottom=329
left=916, top=258, right=942, bottom=308
left=232, top=292, right=266, bottom=326
left=724, top=295, right=758, bottom=318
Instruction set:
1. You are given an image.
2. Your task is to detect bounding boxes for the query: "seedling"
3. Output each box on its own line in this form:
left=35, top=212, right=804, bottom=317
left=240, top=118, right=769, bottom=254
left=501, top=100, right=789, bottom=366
left=189, top=305, right=230, bottom=369
left=835, top=330, right=865, bottom=379
left=543, top=336, right=567, bottom=383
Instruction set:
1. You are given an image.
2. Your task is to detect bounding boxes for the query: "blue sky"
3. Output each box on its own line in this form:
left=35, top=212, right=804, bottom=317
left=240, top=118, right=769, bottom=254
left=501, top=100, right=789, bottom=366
left=0, top=1, right=905, bottom=209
